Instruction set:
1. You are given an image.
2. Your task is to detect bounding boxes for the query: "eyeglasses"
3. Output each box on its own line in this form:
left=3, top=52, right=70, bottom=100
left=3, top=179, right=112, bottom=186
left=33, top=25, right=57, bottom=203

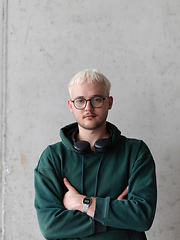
left=71, top=96, right=109, bottom=110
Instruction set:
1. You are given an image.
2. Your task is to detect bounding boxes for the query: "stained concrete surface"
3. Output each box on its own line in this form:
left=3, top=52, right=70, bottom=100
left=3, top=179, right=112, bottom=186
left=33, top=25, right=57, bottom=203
left=1, top=0, right=180, bottom=239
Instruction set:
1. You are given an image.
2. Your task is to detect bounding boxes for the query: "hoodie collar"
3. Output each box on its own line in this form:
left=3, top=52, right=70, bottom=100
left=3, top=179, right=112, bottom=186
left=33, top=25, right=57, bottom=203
left=60, top=121, right=121, bottom=152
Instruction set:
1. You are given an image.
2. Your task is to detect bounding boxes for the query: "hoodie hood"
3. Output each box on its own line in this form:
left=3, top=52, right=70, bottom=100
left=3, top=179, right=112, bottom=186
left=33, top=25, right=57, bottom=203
left=60, top=121, right=121, bottom=153
left=60, top=122, right=78, bottom=151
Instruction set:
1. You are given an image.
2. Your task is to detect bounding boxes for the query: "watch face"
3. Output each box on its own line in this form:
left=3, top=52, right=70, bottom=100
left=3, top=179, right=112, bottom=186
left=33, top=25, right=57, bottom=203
left=83, top=197, right=91, bottom=204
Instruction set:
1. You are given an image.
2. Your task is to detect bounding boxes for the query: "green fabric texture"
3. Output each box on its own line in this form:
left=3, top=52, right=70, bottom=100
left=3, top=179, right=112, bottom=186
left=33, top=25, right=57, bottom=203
left=34, top=122, right=157, bottom=240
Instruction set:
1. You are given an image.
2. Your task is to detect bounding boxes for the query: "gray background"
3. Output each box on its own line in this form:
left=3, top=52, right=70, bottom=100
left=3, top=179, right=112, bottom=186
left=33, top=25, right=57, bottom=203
left=1, top=0, right=180, bottom=239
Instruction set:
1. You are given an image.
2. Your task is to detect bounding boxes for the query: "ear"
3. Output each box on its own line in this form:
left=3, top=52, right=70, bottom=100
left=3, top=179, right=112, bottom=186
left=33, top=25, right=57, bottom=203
left=108, top=96, right=113, bottom=109
left=68, top=99, right=73, bottom=112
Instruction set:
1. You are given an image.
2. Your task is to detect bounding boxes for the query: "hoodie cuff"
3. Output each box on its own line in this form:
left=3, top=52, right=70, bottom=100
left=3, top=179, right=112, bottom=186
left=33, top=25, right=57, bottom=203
left=93, top=197, right=110, bottom=225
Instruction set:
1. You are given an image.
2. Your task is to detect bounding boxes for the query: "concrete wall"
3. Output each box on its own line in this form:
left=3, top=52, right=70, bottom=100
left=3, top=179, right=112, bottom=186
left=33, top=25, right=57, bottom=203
left=1, top=0, right=180, bottom=239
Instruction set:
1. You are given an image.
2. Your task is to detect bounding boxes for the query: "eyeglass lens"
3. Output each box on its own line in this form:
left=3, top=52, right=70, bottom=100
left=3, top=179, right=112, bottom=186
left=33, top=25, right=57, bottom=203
left=74, top=97, right=104, bottom=109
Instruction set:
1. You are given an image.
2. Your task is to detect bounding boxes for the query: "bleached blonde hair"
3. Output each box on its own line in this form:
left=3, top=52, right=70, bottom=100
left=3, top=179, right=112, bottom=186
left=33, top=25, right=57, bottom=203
left=68, top=69, right=111, bottom=96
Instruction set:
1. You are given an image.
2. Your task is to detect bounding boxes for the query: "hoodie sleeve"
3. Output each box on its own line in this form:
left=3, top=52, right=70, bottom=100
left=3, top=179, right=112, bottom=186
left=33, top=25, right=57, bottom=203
left=34, top=146, right=94, bottom=239
left=94, top=141, right=157, bottom=232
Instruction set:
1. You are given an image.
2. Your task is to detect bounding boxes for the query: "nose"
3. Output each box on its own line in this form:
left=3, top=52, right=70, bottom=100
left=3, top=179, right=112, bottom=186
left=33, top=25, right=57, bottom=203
left=84, top=100, right=93, bottom=110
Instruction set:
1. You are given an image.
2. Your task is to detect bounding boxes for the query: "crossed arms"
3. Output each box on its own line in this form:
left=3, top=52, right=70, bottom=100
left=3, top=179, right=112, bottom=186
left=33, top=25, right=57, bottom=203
left=63, top=177, right=128, bottom=218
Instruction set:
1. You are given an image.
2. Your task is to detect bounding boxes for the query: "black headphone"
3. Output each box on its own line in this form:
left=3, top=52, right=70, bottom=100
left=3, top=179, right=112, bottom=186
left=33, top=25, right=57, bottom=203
left=72, top=128, right=112, bottom=154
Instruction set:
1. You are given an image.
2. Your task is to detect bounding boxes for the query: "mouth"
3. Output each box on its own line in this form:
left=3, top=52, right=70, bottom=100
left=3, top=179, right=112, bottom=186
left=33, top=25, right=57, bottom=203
left=83, top=113, right=96, bottom=119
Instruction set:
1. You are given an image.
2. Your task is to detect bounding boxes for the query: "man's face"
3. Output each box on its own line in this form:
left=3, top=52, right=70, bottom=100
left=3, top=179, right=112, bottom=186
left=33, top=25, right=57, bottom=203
left=68, top=80, right=113, bottom=131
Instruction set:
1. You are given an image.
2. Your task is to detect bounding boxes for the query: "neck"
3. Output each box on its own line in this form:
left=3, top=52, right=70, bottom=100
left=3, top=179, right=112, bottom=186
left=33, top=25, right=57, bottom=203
left=77, top=123, right=109, bottom=151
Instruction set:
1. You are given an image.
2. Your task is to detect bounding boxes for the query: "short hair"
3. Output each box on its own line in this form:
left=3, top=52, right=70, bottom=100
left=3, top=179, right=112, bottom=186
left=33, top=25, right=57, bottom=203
left=68, top=69, right=111, bottom=96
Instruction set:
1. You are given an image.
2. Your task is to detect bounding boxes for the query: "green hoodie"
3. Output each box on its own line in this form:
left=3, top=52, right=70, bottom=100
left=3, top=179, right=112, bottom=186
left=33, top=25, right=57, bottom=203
left=34, top=122, right=157, bottom=240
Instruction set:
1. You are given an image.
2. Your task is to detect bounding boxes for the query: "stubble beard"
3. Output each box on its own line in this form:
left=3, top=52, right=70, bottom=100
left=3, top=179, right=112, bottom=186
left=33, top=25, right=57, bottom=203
left=75, top=115, right=108, bottom=131
left=78, top=120, right=106, bottom=130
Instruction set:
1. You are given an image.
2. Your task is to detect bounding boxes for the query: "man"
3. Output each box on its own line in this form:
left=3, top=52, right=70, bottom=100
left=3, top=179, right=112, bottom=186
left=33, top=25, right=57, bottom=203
left=34, top=69, right=157, bottom=240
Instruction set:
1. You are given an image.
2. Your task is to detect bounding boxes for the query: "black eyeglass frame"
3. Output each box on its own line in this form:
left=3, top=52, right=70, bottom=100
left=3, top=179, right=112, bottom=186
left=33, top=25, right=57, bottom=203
left=71, top=96, right=109, bottom=110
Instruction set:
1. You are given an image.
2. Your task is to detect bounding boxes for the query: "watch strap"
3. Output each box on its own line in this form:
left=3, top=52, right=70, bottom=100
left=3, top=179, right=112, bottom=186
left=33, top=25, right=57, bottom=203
left=82, top=196, right=92, bottom=213
left=83, top=203, right=89, bottom=213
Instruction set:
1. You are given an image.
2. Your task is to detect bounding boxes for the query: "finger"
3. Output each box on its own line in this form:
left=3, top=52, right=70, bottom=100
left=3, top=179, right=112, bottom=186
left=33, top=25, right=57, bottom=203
left=118, top=186, right=128, bottom=199
left=117, top=189, right=128, bottom=200
left=63, top=178, right=76, bottom=191
left=117, top=186, right=128, bottom=200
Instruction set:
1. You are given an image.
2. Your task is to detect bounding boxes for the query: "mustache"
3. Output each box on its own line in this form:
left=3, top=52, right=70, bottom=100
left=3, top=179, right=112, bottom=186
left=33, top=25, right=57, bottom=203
left=83, top=113, right=97, bottom=118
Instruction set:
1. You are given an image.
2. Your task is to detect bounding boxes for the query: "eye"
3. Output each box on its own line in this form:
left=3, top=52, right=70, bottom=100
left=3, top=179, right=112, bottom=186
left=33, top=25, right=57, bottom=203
left=75, top=98, right=85, bottom=104
left=93, top=97, right=102, bottom=102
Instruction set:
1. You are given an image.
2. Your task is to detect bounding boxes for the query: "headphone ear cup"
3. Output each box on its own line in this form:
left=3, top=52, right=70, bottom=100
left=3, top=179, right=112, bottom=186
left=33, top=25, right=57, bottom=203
left=73, top=141, right=91, bottom=154
left=94, top=128, right=112, bottom=152
left=94, top=138, right=111, bottom=152
left=72, top=129, right=91, bottom=154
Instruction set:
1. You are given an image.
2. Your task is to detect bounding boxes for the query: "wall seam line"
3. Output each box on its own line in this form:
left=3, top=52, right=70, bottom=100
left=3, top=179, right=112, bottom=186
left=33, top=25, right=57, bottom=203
left=2, top=0, right=8, bottom=240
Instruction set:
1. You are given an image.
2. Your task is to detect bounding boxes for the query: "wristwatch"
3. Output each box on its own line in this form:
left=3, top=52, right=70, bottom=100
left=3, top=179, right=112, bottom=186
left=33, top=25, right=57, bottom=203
left=82, top=196, right=92, bottom=213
